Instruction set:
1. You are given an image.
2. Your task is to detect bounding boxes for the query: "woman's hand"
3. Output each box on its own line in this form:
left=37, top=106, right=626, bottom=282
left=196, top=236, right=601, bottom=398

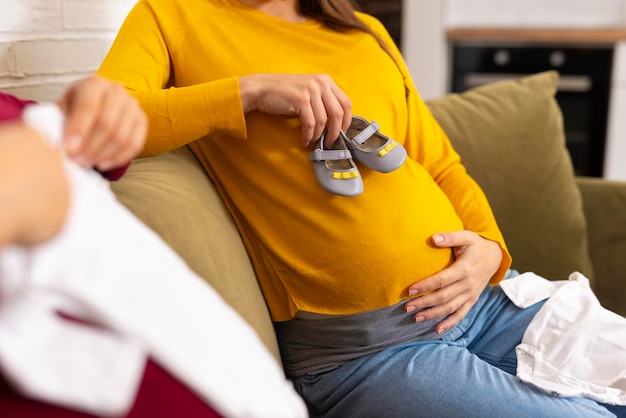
left=57, top=75, right=147, bottom=171
left=239, top=73, right=352, bottom=148
left=404, top=231, right=503, bottom=334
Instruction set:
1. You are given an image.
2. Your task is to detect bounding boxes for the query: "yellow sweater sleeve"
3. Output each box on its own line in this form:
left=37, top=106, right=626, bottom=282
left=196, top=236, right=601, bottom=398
left=97, top=1, right=247, bottom=157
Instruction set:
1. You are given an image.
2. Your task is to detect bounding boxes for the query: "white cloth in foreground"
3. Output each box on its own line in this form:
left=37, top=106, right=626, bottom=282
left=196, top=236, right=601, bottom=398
left=0, top=104, right=307, bottom=418
left=501, top=272, right=626, bottom=406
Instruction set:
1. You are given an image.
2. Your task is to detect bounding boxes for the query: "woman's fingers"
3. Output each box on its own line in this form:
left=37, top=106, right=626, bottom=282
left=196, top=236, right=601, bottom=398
left=239, top=73, right=352, bottom=147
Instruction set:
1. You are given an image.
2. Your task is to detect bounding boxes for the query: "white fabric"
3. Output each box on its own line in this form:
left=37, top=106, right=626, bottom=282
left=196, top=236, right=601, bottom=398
left=0, top=103, right=307, bottom=417
left=0, top=290, right=146, bottom=414
left=501, top=272, right=626, bottom=406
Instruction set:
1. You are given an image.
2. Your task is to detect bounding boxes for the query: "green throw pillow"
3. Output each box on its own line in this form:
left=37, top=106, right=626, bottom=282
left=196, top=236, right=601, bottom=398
left=426, top=71, right=594, bottom=282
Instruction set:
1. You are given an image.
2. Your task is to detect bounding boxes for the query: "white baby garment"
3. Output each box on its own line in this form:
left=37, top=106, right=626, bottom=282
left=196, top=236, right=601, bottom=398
left=501, top=272, right=626, bottom=406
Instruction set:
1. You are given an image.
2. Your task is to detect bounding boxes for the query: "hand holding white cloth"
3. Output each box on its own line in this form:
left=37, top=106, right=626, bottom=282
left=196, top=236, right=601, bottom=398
left=0, top=104, right=307, bottom=418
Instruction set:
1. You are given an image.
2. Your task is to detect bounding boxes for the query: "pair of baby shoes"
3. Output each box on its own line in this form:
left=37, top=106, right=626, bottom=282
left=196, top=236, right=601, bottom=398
left=308, top=116, right=407, bottom=197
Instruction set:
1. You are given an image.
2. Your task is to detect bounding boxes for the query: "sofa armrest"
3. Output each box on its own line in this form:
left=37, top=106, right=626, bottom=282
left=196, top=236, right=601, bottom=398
left=576, top=176, right=626, bottom=316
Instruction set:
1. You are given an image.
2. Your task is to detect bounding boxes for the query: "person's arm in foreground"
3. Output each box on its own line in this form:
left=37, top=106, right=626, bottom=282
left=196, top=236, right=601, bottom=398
left=1, top=76, right=146, bottom=181
left=0, top=121, right=69, bottom=248
left=0, top=74, right=146, bottom=247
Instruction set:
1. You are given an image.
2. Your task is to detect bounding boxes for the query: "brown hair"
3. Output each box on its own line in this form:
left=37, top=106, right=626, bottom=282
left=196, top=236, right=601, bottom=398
left=299, top=0, right=407, bottom=95
left=298, top=0, right=392, bottom=56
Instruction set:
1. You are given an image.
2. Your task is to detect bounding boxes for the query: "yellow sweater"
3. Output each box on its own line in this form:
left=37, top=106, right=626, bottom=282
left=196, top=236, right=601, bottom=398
left=98, top=0, right=511, bottom=321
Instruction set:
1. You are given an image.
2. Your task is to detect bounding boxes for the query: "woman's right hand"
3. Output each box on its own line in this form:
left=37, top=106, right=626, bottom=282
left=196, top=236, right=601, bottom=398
left=239, top=73, right=352, bottom=148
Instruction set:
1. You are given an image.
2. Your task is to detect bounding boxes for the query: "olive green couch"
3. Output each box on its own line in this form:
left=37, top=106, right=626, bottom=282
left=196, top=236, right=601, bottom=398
left=111, top=71, right=626, bottom=363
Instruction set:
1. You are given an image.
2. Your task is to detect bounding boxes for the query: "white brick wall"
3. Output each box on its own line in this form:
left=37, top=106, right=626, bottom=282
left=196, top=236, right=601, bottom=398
left=0, top=0, right=137, bottom=101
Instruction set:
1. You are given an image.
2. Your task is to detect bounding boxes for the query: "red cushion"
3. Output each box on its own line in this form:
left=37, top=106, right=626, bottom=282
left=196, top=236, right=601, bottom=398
left=0, top=359, right=223, bottom=418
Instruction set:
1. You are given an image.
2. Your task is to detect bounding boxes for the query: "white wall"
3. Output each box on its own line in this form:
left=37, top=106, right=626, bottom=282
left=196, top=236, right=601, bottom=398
left=402, top=0, right=448, bottom=101
left=604, top=42, right=626, bottom=179
left=0, top=0, right=136, bottom=102
left=445, top=0, right=626, bottom=28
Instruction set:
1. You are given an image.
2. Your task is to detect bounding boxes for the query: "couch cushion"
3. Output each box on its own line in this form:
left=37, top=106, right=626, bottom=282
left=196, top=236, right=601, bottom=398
left=426, top=71, right=594, bottom=282
left=111, top=147, right=281, bottom=362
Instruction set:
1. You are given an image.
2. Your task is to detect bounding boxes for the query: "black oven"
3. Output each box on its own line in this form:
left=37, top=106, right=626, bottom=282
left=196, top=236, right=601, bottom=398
left=450, top=44, right=614, bottom=177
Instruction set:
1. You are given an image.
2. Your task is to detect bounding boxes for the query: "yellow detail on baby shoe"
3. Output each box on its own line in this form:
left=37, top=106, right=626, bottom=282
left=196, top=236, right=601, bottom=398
left=378, top=141, right=397, bottom=157
left=332, top=171, right=359, bottom=180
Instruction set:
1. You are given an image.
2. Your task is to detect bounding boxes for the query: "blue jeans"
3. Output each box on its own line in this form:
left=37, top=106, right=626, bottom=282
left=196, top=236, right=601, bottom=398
left=292, top=276, right=626, bottom=417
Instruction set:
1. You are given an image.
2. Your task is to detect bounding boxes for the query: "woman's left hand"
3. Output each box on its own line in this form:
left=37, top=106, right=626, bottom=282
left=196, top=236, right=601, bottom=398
left=57, top=75, right=147, bottom=171
left=404, top=230, right=503, bottom=334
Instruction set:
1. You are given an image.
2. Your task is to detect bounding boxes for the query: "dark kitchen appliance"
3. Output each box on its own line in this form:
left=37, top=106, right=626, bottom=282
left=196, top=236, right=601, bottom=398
left=450, top=44, right=614, bottom=177
left=355, top=0, right=403, bottom=49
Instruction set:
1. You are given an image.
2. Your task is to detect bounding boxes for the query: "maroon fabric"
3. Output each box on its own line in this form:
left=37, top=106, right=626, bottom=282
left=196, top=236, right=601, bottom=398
left=0, top=92, right=35, bottom=122
left=0, top=359, right=224, bottom=418
left=97, top=164, right=129, bottom=181
left=0, top=92, right=131, bottom=181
